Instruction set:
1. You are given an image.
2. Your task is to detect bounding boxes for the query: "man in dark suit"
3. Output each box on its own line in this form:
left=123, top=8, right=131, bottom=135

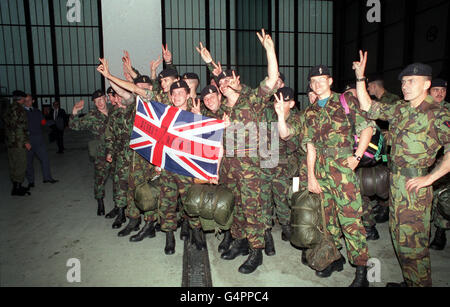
left=24, top=95, right=58, bottom=186
left=48, top=101, right=67, bottom=153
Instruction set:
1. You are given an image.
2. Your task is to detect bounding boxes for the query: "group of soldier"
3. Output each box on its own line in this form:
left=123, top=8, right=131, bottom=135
left=5, top=28, right=449, bottom=287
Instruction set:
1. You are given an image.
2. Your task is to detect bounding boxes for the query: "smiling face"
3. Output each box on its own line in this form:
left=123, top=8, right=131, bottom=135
left=203, top=92, right=221, bottom=113
left=170, top=87, right=189, bottom=108
left=94, top=96, right=107, bottom=111
left=401, top=76, right=431, bottom=102
left=430, top=86, right=447, bottom=104
left=161, top=76, right=178, bottom=93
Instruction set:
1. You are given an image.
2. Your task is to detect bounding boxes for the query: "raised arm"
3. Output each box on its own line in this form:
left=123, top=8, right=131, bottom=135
left=353, top=50, right=372, bottom=112
left=109, top=80, right=132, bottom=101
left=257, top=29, right=278, bottom=90
left=122, top=50, right=138, bottom=79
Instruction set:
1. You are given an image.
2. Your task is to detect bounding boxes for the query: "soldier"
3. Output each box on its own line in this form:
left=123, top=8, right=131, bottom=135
left=3, top=90, right=31, bottom=196
left=367, top=76, right=400, bottom=105
left=354, top=51, right=450, bottom=287
left=69, top=90, right=111, bottom=216
left=182, top=73, right=200, bottom=99
left=303, top=64, right=374, bottom=287
left=429, top=78, right=448, bottom=109
left=213, top=29, right=280, bottom=274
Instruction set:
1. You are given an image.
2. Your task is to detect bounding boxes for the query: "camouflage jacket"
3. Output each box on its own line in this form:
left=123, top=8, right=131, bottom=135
left=3, top=101, right=29, bottom=148
left=377, top=90, right=400, bottom=105
left=302, top=92, right=376, bottom=155
left=366, top=95, right=450, bottom=168
left=441, top=100, right=449, bottom=110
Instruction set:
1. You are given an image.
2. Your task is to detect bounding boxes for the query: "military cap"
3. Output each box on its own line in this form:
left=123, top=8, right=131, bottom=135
left=308, top=65, right=331, bottom=81
left=106, top=86, right=116, bottom=96
left=344, top=83, right=356, bottom=91
left=275, top=87, right=295, bottom=101
left=170, top=80, right=190, bottom=94
left=134, top=75, right=152, bottom=85
left=431, top=78, right=447, bottom=88
left=182, top=72, right=199, bottom=81
left=398, top=63, right=432, bottom=80
left=201, top=85, right=219, bottom=100
left=92, top=89, right=105, bottom=101
left=217, top=69, right=236, bottom=84
left=158, top=68, right=178, bottom=80
left=12, top=90, right=27, bottom=98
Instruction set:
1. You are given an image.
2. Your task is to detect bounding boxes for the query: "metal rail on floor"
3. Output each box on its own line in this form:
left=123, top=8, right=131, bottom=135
left=181, top=230, right=213, bottom=287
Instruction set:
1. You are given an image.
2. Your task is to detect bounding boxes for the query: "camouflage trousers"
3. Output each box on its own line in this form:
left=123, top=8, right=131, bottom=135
left=112, top=148, right=133, bottom=208
left=432, top=196, right=450, bottom=230
left=316, top=156, right=369, bottom=267
left=93, top=152, right=112, bottom=200
left=361, top=196, right=377, bottom=227
left=225, top=169, right=270, bottom=249
left=262, top=166, right=291, bottom=227
left=146, top=170, right=197, bottom=232
left=125, top=152, right=156, bottom=220
left=389, top=172, right=433, bottom=287
left=7, top=147, right=27, bottom=183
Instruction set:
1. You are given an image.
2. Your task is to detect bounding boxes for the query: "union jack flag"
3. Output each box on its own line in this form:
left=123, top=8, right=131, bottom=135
left=130, top=96, right=225, bottom=181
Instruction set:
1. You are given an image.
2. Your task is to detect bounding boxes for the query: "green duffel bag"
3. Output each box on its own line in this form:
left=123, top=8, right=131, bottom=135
left=357, top=164, right=390, bottom=199
left=199, top=209, right=234, bottom=232
left=437, top=184, right=450, bottom=221
left=134, top=178, right=160, bottom=212
left=184, top=184, right=234, bottom=226
left=290, top=189, right=322, bottom=249
left=87, top=139, right=101, bottom=161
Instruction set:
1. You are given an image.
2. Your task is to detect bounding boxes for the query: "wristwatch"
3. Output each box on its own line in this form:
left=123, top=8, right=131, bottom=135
left=356, top=77, right=366, bottom=82
left=353, top=154, right=362, bottom=161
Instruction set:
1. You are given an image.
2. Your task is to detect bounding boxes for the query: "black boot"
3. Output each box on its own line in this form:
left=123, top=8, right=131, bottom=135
left=264, top=229, right=276, bottom=256
left=180, top=218, right=190, bottom=240
left=191, top=228, right=206, bottom=251
left=218, top=230, right=233, bottom=253
left=430, top=227, right=447, bottom=250
left=238, top=248, right=263, bottom=274
left=365, top=225, right=380, bottom=241
left=130, top=221, right=156, bottom=242
left=375, top=206, right=389, bottom=223
left=11, top=182, right=30, bottom=196
left=301, top=249, right=308, bottom=265
left=117, top=217, right=141, bottom=237
left=221, top=238, right=249, bottom=260
left=281, top=224, right=292, bottom=241
left=97, top=199, right=105, bottom=216
left=349, top=266, right=369, bottom=287
left=112, top=207, right=126, bottom=229
left=315, top=256, right=346, bottom=278
left=164, top=231, right=175, bottom=255
left=105, top=206, right=119, bottom=219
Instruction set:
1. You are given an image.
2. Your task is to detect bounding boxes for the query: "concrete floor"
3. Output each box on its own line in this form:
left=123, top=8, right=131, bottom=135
left=1, top=129, right=449, bottom=287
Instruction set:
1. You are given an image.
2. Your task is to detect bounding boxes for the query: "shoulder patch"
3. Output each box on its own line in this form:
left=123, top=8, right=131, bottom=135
left=445, top=121, right=450, bottom=128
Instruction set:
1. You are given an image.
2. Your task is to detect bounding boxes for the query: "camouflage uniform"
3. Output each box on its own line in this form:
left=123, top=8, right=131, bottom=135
left=3, top=101, right=29, bottom=183
left=69, top=109, right=110, bottom=200
left=366, top=95, right=450, bottom=287
left=262, top=106, right=304, bottom=227
left=221, top=80, right=277, bottom=249
left=302, top=92, right=374, bottom=266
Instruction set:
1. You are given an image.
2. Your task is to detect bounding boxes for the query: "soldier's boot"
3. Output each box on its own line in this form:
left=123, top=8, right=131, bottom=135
left=105, top=206, right=119, bottom=219
left=315, top=256, right=346, bottom=278
left=218, top=230, right=233, bottom=253
left=164, top=231, right=175, bottom=255
left=221, top=238, right=249, bottom=260
left=349, top=266, right=369, bottom=287
left=155, top=223, right=161, bottom=232
left=180, top=218, right=190, bottom=240
left=117, top=217, right=141, bottom=237
left=129, top=221, right=156, bottom=242
left=281, top=224, right=292, bottom=242
left=97, top=199, right=105, bottom=216
left=191, top=228, right=206, bottom=251
left=365, top=225, right=380, bottom=241
left=430, top=227, right=447, bottom=250
left=11, top=182, right=30, bottom=196
left=301, top=248, right=308, bottom=265
left=238, top=248, right=263, bottom=274
left=112, top=207, right=126, bottom=229
left=264, top=229, right=276, bottom=256
left=375, top=206, right=389, bottom=223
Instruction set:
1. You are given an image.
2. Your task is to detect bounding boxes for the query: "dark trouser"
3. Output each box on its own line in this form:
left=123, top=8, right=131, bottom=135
left=26, top=140, right=53, bottom=183
left=56, top=129, right=64, bottom=152
left=7, top=147, right=27, bottom=183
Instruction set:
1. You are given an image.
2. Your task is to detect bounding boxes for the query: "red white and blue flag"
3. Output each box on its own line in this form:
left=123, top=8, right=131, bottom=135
left=130, top=96, right=224, bottom=181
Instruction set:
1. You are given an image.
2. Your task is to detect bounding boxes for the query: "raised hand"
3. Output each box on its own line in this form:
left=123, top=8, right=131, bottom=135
left=123, top=63, right=133, bottom=82
left=150, top=55, right=163, bottom=72
left=162, top=44, right=172, bottom=64
left=195, top=42, right=213, bottom=64
left=212, top=61, right=222, bottom=77
left=191, top=98, right=202, bottom=115
left=222, top=113, right=231, bottom=128
left=352, top=50, right=368, bottom=79
left=228, top=70, right=240, bottom=90
left=273, top=93, right=285, bottom=117
left=97, top=58, right=111, bottom=79
left=72, top=100, right=85, bottom=115
left=256, top=28, right=274, bottom=51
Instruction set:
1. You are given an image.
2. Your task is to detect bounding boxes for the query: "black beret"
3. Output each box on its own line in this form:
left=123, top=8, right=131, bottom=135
left=431, top=78, right=447, bottom=88
left=159, top=68, right=178, bottom=79
left=217, top=69, right=236, bottom=84
left=12, top=90, right=27, bottom=98
left=134, top=75, right=152, bottom=85
left=308, top=65, right=331, bottom=81
left=106, top=86, right=116, bottom=96
left=91, top=89, right=105, bottom=101
left=182, top=72, right=199, bottom=81
left=275, top=87, right=295, bottom=101
left=398, top=63, right=432, bottom=80
left=344, top=83, right=356, bottom=91
left=170, top=80, right=190, bottom=94
left=201, top=85, right=219, bottom=100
